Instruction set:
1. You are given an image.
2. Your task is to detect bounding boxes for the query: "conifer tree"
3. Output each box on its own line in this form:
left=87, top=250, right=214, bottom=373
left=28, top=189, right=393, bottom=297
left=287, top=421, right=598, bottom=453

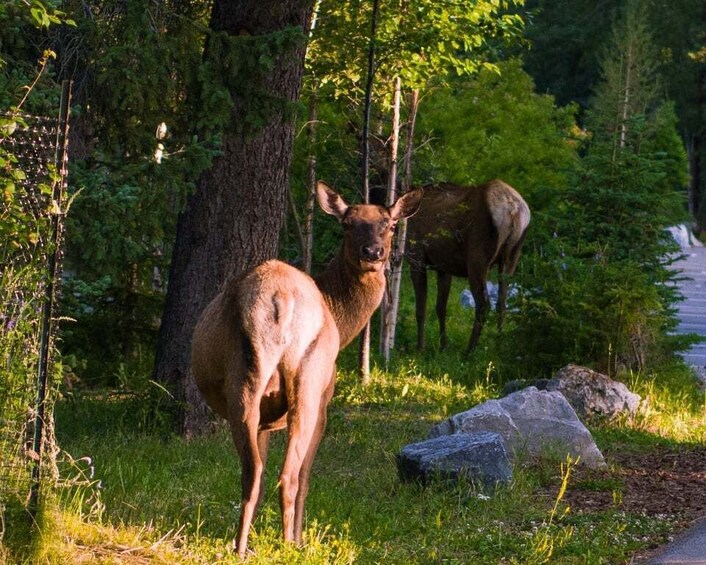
left=510, top=1, right=688, bottom=373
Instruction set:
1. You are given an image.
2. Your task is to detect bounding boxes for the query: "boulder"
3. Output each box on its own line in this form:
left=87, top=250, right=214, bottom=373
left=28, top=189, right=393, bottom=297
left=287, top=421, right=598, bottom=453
left=431, top=387, right=606, bottom=469
left=430, top=399, right=521, bottom=445
left=549, top=364, right=641, bottom=420
left=501, top=365, right=641, bottom=421
left=397, top=431, right=512, bottom=487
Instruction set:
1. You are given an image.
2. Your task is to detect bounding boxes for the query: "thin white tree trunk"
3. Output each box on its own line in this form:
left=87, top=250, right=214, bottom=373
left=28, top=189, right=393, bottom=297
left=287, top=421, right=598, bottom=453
left=619, top=43, right=632, bottom=150
left=382, top=87, right=419, bottom=362
left=381, top=77, right=402, bottom=363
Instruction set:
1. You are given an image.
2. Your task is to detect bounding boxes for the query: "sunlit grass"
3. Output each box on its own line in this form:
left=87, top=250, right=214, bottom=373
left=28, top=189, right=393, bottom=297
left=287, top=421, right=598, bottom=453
left=625, top=366, right=706, bottom=442
left=5, top=274, right=705, bottom=563
left=30, top=353, right=702, bottom=564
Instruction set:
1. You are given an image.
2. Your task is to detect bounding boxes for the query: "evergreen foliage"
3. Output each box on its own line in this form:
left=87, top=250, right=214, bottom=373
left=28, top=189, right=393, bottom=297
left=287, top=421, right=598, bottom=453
left=524, top=0, right=706, bottom=231
left=523, top=0, right=620, bottom=109
left=58, top=0, right=216, bottom=383
left=508, top=3, right=689, bottom=375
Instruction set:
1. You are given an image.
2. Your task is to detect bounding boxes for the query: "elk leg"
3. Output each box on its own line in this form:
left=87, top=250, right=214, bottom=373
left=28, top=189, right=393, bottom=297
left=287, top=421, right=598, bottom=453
left=256, top=430, right=271, bottom=509
left=495, top=256, right=507, bottom=331
left=279, top=408, right=317, bottom=543
left=410, top=266, right=428, bottom=351
left=467, top=274, right=490, bottom=353
left=229, top=399, right=264, bottom=558
left=496, top=237, right=526, bottom=331
left=293, top=375, right=335, bottom=544
left=279, top=350, right=336, bottom=544
left=436, top=271, right=452, bottom=350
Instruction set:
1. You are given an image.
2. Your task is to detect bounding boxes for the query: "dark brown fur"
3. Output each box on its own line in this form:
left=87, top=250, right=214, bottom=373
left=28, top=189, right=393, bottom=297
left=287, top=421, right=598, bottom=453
left=406, top=179, right=530, bottom=353
left=191, top=181, right=422, bottom=557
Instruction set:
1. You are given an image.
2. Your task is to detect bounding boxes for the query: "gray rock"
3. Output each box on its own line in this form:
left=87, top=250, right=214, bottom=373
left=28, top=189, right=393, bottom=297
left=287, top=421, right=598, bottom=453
left=397, top=432, right=512, bottom=487
left=429, top=399, right=522, bottom=447
left=432, top=387, right=606, bottom=469
left=548, top=364, right=641, bottom=420
left=499, top=387, right=606, bottom=468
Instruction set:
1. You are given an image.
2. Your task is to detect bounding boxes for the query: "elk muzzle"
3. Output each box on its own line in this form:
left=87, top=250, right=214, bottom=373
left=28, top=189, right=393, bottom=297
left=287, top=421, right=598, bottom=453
left=361, top=244, right=384, bottom=262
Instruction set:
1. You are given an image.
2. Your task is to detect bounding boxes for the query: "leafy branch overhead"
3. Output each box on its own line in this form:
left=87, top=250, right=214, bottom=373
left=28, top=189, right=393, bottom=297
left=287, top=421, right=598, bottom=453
left=308, top=0, right=525, bottom=101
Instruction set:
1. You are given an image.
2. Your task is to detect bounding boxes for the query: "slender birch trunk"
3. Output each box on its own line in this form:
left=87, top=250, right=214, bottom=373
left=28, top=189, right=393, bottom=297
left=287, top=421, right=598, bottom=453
left=288, top=188, right=306, bottom=259
left=619, top=43, right=632, bottom=152
left=384, top=88, right=420, bottom=357
left=380, top=77, right=402, bottom=363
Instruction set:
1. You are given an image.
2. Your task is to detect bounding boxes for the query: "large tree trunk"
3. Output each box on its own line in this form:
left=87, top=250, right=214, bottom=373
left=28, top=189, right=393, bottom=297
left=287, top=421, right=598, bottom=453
left=154, top=0, right=314, bottom=436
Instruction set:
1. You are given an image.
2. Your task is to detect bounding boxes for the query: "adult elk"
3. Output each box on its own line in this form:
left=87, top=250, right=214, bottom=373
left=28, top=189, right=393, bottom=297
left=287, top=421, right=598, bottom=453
left=406, top=180, right=530, bottom=354
left=191, top=182, right=422, bottom=557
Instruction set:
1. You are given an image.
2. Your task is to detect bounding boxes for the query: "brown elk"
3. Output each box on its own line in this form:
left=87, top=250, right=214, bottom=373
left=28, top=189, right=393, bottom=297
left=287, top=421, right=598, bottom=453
left=406, top=179, right=530, bottom=354
left=191, top=181, right=422, bottom=557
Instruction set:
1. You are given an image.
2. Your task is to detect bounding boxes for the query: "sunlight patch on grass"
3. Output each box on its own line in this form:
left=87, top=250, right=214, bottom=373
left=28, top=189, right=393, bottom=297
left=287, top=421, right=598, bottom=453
left=34, top=506, right=191, bottom=564
left=33, top=503, right=359, bottom=564
left=625, top=367, right=706, bottom=442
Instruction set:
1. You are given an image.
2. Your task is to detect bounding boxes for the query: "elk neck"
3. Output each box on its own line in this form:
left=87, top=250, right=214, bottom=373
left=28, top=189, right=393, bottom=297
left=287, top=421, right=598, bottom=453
left=313, top=250, right=386, bottom=349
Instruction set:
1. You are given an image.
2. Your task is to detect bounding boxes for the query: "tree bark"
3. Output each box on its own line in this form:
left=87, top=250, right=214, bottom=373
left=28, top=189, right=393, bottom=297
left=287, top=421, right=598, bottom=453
left=380, top=76, right=401, bottom=364
left=154, top=0, right=314, bottom=436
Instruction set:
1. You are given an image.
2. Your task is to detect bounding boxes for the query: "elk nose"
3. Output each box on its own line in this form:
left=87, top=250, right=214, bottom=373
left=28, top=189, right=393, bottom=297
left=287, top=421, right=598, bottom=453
left=362, top=245, right=384, bottom=261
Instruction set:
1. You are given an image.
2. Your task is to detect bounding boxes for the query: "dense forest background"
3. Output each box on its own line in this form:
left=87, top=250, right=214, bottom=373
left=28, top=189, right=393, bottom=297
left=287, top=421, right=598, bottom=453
left=2, top=0, right=705, bottom=420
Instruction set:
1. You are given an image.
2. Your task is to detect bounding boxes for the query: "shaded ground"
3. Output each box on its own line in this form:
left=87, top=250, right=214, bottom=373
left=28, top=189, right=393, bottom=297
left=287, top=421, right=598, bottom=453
left=561, top=444, right=706, bottom=562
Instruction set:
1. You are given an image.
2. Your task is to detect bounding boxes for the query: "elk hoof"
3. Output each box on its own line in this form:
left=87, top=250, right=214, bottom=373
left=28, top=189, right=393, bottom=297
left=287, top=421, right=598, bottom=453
left=230, top=539, right=254, bottom=560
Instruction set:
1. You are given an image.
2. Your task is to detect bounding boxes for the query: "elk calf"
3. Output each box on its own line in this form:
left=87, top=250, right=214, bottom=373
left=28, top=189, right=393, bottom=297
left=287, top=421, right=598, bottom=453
left=406, top=180, right=530, bottom=354
left=191, top=182, right=422, bottom=557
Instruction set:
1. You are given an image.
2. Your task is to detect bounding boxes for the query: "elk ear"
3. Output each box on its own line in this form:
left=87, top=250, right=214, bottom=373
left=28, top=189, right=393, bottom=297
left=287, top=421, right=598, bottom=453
left=316, top=181, right=349, bottom=220
left=389, top=188, right=423, bottom=221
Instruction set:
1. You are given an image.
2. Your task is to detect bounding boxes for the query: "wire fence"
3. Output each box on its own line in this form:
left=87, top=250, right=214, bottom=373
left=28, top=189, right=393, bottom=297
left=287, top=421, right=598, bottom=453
left=0, top=82, right=71, bottom=535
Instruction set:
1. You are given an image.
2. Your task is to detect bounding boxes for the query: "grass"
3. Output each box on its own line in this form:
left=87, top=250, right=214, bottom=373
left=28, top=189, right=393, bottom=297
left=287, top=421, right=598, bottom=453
left=5, top=276, right=706, bottom=563
left=26, top=360, right=705, bottom=564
